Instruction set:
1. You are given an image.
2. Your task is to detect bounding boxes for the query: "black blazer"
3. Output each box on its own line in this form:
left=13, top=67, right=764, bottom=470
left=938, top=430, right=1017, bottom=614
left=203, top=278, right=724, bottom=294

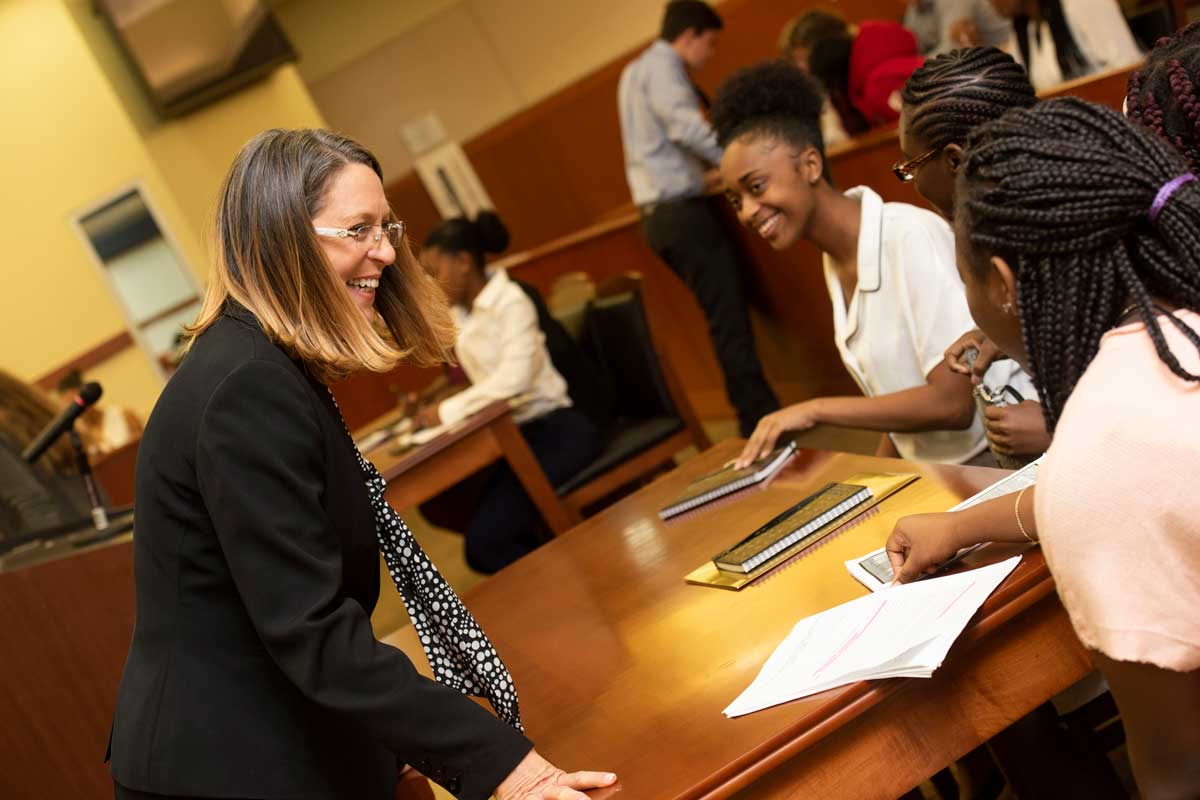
left=109, top=305, right=530, bottom=800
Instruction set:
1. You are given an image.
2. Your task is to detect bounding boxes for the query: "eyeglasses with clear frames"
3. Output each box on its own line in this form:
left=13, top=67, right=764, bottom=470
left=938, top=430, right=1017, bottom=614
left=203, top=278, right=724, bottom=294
left=314, top=221, right=406, bottom=248
left=892, top=147, right=939, bottom=183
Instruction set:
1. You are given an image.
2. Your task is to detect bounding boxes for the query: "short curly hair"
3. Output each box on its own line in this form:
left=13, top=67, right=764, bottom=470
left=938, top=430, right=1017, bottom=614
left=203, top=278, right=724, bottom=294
left=712, top=60, right=827, bottom=162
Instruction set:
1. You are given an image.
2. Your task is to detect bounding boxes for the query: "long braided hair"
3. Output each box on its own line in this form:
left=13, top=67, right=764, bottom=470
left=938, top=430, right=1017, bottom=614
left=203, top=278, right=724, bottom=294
left=959, top=98, right=1200, bottom=430
left=901, top=47, right=1037, bottom=150
left=1126, top=22, right=1200, bottom=172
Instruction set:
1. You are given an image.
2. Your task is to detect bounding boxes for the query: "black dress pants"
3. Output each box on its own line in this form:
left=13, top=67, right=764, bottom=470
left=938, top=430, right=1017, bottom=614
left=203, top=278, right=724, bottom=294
left=464, top=407, right=600, bottom=574
left=640, top=196, right=779, bottom=436
left=115, top=784, right=241, bottom=799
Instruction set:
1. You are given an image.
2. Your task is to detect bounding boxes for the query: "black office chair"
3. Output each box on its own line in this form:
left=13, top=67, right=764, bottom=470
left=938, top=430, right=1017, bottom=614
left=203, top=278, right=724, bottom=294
left=556, top=273, right=709, bottom=515
left=514, top=279, right=614, bottom=432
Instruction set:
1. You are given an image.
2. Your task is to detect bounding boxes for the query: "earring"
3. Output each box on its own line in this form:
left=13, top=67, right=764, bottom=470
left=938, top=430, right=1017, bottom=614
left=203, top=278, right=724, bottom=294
left=1002, top=302, right=1015, bottom=315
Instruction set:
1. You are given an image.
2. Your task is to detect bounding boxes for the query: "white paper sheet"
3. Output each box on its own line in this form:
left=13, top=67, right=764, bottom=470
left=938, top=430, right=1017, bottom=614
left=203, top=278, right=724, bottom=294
left=724, top=556, right=1021, bottom=717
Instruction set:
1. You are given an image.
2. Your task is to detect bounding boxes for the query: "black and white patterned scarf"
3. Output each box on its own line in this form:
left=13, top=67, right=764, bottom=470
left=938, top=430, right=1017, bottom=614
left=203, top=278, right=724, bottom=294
left=330, top=394, right=523, bottom=732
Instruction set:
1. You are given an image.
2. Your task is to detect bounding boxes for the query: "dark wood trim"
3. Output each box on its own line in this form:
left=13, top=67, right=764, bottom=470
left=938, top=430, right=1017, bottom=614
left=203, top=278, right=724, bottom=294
left=34, top=330, right=136, bottom=391
left=1171, top=0, right=1189, bottom=29
left=136, top=295, right=199, bottom=329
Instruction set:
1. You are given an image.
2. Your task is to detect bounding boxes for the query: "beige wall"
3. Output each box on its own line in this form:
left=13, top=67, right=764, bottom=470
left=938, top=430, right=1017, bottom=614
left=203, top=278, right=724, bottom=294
left=1, top=0, right=193, bottom=418
left=0, top=0, right=325, bottom=419
left=278, top=0, right=690, bottom=180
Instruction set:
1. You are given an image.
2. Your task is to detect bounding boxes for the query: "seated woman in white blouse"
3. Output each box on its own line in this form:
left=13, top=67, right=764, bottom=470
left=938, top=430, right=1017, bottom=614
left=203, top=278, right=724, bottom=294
left=417, top=212, right=600, bottom=574
left=988, top=0, right=1142, bottom=90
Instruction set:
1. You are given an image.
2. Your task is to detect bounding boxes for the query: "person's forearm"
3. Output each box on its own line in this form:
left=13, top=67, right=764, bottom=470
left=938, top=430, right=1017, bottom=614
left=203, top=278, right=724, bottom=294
left=811, top=384, right=974, bottom=433
left=947, top=487, right=1038, bottom=550
left=875, top=433, right=899, bottom=458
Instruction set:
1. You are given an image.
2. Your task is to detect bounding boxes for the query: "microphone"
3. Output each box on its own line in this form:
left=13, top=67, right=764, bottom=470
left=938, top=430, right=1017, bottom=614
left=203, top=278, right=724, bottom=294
left=22, top=382, right=103, bottom=464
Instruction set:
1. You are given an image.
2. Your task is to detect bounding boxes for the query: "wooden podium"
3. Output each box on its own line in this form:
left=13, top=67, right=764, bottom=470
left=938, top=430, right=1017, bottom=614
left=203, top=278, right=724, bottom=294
left=0, top=528, right=135, bottom=799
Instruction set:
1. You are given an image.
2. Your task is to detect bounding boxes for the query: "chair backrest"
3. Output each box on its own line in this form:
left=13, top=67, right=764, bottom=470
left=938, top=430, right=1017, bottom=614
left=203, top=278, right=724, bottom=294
left=551, top=301, right=589, bottom=342
left=582, top=281, right=677, bottom=421
left=548, top=271, right=596, bottom=314
left=514, top=279, right=615, bottom=431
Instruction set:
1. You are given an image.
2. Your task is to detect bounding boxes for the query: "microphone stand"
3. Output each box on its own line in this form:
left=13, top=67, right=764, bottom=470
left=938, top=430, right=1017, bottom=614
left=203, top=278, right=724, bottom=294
left=68, top=426, right=109, bottom=532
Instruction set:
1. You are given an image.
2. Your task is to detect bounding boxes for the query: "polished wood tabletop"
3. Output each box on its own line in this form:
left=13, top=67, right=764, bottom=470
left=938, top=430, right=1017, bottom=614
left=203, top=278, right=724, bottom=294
left=358, top=400, right=579, bottom=535
left=384, top=441, right=1093, bottom=800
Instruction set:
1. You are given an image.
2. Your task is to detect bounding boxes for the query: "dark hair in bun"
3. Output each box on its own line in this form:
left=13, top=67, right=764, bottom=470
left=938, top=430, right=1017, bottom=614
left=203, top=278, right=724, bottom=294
left=712, top=60, right=826, bottom=156
left=423, top=210, right=510, bottom=269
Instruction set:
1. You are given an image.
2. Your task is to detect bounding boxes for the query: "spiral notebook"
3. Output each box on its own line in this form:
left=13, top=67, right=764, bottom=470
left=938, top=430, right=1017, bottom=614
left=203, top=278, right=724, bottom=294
left=713, top=482, right=873, bottom=573
left=659, top=442, right=798, bottom=520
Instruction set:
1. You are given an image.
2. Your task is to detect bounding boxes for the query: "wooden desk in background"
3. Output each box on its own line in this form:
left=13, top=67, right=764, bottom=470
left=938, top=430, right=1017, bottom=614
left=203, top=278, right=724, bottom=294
left=384, top=441, right=1092, bottom=799
left=359, top=400, right=579, bottom=536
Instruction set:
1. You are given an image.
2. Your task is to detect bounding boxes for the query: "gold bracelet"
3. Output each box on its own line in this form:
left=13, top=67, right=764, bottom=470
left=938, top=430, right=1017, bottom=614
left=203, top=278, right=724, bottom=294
left=1014, top=486, right=1037, bottom=543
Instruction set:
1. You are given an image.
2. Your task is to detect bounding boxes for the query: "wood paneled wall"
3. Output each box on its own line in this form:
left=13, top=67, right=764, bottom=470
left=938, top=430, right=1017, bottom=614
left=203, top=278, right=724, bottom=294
left=501, top=67, right=1138, bottom=419
left=384, top=0, right=905, bottom=251
left=347, top=66, right=1137, bottom=426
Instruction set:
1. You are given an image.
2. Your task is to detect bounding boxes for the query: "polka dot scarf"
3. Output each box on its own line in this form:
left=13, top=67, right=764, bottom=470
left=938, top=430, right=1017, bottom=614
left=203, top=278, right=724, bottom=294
left=331, top=395, right=523, bottom=732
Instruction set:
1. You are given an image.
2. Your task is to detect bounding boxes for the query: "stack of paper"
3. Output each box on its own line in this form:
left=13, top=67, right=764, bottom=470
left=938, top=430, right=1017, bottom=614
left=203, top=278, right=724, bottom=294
left=724, top=556, right=1021, bottom=717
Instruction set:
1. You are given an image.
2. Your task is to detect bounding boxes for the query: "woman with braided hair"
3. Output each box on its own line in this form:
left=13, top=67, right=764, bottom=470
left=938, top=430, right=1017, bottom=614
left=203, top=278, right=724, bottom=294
left=1126, top=21, right=1200, bottom=173
left=897, top=46, right=1035, bottom=219
left=898, top=46, right=1050, bottom=465
left=886, top=97, right=1200, bottom=798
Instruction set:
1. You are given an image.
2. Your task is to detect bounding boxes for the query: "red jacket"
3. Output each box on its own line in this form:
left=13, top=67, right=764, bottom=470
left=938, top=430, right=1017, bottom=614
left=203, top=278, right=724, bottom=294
left=849, top=21, right=926, bottom=127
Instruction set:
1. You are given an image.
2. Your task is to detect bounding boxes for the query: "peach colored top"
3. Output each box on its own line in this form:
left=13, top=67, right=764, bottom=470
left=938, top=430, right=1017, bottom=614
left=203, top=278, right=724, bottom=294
left=1036, top=309, right=1200, bottom=671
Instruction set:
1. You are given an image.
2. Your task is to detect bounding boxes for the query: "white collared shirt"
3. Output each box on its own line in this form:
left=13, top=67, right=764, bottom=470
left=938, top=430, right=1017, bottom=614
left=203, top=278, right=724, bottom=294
left=823, top=186, right=989, bottom=464
left=438, top=269, right=571, bottom=427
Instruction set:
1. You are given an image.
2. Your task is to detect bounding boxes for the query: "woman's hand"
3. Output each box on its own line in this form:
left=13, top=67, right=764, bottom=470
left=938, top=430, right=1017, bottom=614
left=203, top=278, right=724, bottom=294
left=495, top=749, right=617, bottom=800
left=735, top=401, right=822, bottom=468
left=944, top=330, right=1006, bottom=385
left=885, top=512, right=970, bottom=584
left=983, top=401, right=1050, bottom=458
left=947, top=17, right=981, bottom=48
left=398, top=391, right=420, bottom=419
left=413, top=404, right=441, bottom=431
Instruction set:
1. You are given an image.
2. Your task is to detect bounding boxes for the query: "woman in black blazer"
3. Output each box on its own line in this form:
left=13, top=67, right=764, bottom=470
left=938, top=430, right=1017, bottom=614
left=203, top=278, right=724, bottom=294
left=109, top=129, right=614, bottom=800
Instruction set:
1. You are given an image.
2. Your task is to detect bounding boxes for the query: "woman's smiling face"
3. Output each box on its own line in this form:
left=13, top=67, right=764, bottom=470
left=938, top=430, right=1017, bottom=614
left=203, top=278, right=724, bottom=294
left=312, top=162, right=395, bottom=321
left=720, top=132, right=823, bottom=250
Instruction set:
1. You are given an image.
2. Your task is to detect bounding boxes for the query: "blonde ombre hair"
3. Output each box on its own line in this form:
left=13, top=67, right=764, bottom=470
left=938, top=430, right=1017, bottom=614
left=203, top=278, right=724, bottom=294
left=188, top=129, right=455, bottom=382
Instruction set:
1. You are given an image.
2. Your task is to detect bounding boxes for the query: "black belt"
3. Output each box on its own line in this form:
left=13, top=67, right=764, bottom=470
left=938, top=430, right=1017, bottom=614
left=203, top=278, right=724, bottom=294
left=639, top=194, right=705, bottom=216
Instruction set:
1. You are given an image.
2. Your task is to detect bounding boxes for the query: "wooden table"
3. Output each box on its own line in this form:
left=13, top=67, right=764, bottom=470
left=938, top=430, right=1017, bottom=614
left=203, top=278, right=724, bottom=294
left=384, top=441, right=1093, bottom=799
left=360, top=400, right=579, bottom=535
